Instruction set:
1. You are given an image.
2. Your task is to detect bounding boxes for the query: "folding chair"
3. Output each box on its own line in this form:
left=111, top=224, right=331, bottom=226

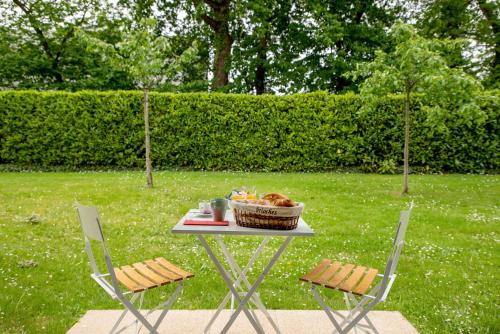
left=76, top=203, right=194, bottom=334
left=299, top=204, right=413, bottom=334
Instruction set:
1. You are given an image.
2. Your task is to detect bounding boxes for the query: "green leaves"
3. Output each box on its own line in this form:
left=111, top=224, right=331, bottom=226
left=351, top=22, right=483, bottom=97
left=0, top=0, right=135, bottom=90
left=1, top=0, right=497, bottom=93
left=79, top=18, right=198, bottom=90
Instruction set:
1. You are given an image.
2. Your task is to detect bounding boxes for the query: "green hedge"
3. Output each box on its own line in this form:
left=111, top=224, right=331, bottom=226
left=0, top=90, right=498, bottom=172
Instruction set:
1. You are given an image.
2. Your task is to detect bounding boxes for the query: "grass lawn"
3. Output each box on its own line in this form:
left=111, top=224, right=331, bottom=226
left=0, top=171, right=498, bottom=333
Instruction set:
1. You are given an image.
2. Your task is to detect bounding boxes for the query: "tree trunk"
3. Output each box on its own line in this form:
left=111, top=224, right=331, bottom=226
left=197, top=0, right=233, bottom=90
left=144, top=89, right=153, bottom=188
left=403, top=90, right=411, bottom=194
left=255, top=32, right=268, bottom=95
left=213, top=28, right=232, bottom=89
left=52, top=61, right=64, bottom=83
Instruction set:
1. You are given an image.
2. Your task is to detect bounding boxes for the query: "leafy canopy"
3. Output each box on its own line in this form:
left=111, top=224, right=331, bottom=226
left=0, top=0, right=134, bottom=90
left=80, top=18, right=197, bottom=90
left=349, top=22, right=483, bottom=112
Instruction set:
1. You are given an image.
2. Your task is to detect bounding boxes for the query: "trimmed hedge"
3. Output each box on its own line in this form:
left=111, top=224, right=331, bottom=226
left=0, top=90, right=498, bottom=172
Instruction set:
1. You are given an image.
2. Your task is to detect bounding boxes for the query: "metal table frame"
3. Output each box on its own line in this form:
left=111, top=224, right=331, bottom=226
left=172, top=209, right=314, bottom=334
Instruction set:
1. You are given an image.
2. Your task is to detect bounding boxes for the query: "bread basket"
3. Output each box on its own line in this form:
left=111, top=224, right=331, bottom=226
left=230, top=201, right=304, bottom=230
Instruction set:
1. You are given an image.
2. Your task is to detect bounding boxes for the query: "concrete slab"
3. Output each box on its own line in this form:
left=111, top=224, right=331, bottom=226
left=67, top=309, right=419, bottom=334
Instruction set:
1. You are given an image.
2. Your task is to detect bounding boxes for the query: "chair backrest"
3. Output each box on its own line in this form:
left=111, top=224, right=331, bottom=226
left=75, top=203, right=120, bottom=293
left=76, top=203, right=105, bottom=242
left=377, top=203, right=413, bottom=300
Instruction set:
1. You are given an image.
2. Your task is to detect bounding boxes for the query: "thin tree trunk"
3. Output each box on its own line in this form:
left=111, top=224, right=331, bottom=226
left=403, top=90, right=411, bottom=194
left=144, top=89, right=153, bottom=188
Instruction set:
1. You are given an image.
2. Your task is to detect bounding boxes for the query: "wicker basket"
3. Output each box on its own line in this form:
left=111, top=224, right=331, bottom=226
left=231, top=201, right=304, bottom=230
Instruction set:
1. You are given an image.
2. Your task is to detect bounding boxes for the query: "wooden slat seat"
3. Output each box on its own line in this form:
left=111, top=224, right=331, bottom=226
left=114, top=257, right=194, bottom=293
left=300, top=259, right=378, bottom=296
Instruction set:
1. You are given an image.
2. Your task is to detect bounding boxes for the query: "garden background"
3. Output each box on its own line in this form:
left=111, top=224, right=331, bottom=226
left=0, top=0, right=499, bottom=334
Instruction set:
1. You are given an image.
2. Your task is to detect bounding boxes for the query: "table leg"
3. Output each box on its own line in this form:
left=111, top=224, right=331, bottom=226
left=197, top=235, right=265, bottom=334
left=220, top=236, right=293, bottom=334
left=216, top=235, right=281, bottom=333
left=204, top=236, right=270, bottom=333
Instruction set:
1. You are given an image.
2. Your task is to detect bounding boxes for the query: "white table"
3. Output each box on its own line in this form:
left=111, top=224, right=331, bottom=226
left=172, top=209, right=314, bottom=334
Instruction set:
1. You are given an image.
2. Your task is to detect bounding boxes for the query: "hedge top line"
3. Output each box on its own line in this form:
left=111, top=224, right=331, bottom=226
left=2, top=89, right=497, bottom=103
left=0, top=90, right=392, bottom=100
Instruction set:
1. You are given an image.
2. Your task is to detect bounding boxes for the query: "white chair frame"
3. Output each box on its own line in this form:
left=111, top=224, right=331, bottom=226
left=76, top=203, right=185, bottom=334
left=308, top=204, right=413, bottom=334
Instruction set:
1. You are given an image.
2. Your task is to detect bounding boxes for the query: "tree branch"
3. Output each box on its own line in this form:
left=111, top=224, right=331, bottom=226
left=477, top=0, right=499, bottom=36
left=201, top=13, right=220, bottom=30
left=55, top=5, right=89, bottom=62
left=13, top=0, right=54, bottom=59
left=192, top=0, right=220, bottom=29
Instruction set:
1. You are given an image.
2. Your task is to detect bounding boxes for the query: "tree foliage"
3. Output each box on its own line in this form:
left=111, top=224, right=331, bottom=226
left=0, top=0, right=134, bottom=90
left=289, top=0, right=397, bottom=93
left=350, top=23, right=483, bottom=192
left=352, top=24, right=483, bottom=104
left=0, top=0, right=497, bottom=92
left=416, top=0, right=499, bottom=88
left=80, top=18, right=197, bottom=90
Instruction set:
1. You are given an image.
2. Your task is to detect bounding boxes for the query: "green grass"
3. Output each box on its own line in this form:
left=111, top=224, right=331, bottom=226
left=0, top=172, right=498, bottom=333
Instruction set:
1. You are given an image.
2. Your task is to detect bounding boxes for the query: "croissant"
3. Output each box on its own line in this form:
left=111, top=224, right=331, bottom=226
left=262, top=193, right=288, bottom=202
left=273, top=198, right=296, bottom=207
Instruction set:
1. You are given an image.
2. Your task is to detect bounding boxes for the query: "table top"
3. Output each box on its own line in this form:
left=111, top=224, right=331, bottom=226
left=172, top=209, right=315, bottom=237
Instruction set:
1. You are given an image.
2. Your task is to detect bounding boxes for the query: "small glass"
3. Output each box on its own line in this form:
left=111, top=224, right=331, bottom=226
left=198, top=201, right=212, bottom=214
